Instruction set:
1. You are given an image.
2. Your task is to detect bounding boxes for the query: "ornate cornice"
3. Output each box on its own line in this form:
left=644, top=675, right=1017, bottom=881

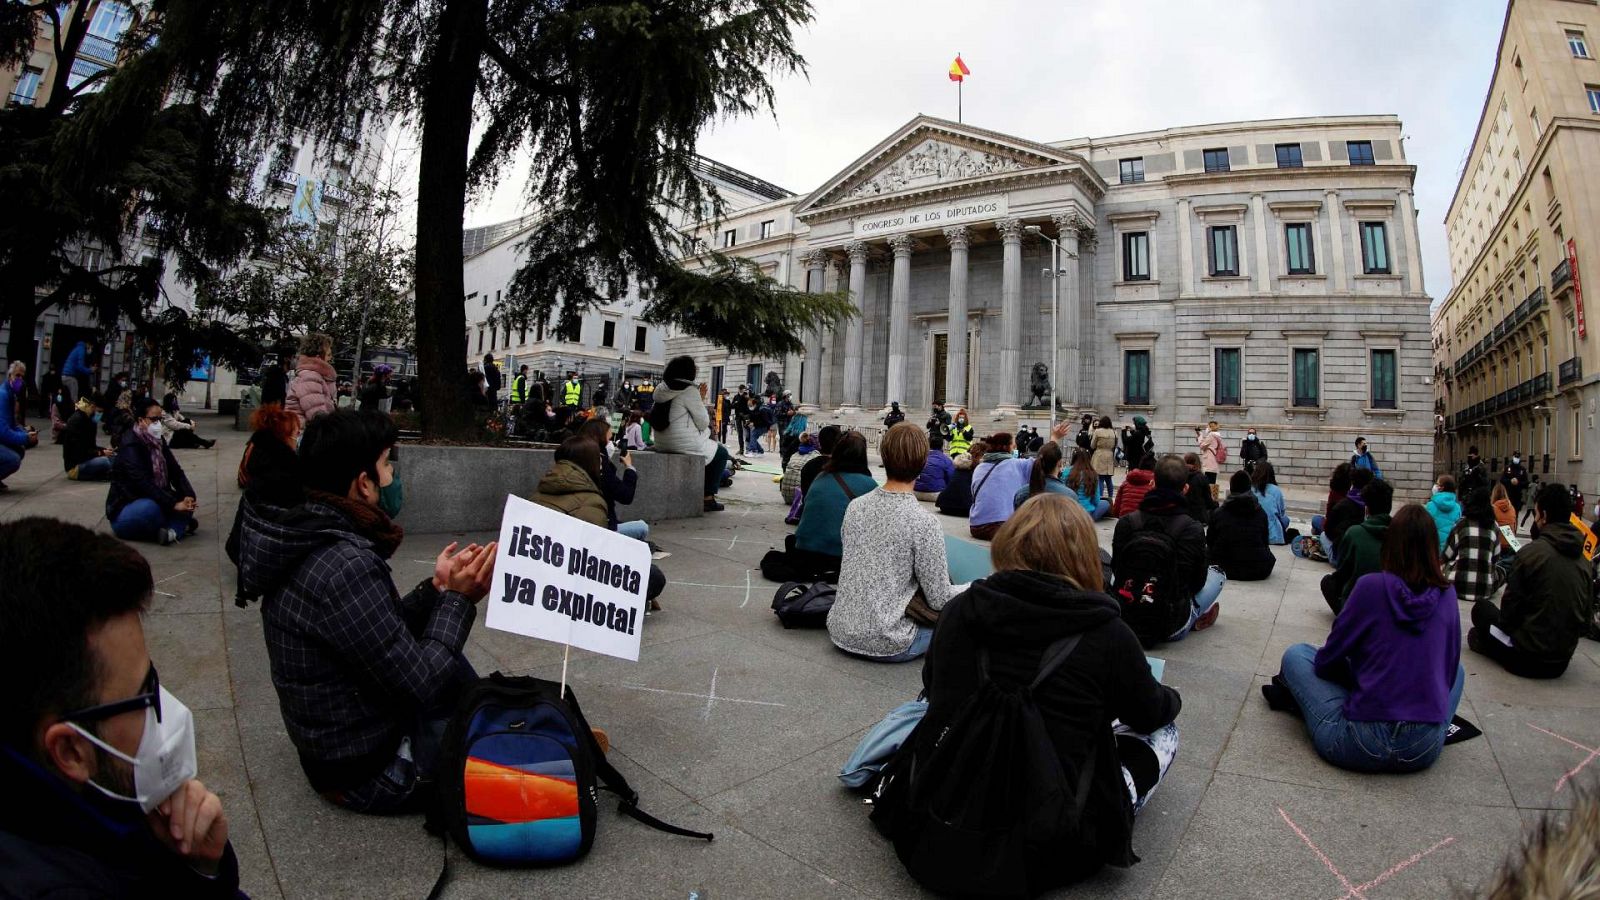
left=798, top=250, right=829, bottom=270
left=845, top=241, right=870, bottom=264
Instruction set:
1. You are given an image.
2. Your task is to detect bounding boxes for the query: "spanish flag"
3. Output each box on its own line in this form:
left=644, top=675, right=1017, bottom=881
left=948, top=54, right=970, bottom=83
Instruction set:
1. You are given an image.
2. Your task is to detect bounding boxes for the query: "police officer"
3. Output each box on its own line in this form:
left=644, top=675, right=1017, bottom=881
left=562, top=371, right=582, bottom=408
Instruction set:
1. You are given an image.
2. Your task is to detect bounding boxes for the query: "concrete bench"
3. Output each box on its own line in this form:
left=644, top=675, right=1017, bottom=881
left=394, top=443, right=706, bottom=533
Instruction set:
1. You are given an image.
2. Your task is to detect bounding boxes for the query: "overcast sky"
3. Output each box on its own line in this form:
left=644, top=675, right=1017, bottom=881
left=466, top=0, right=1509, bottom=302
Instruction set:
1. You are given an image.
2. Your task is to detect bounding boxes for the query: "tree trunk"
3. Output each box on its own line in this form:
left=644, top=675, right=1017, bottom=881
left=3, top=277, right=40, bottom=376
left=412, top=0, right=488, bottom=439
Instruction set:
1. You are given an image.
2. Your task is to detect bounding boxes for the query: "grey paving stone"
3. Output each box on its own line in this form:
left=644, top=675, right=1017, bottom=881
left=1472, top=702, right=1600, bottom=810
left=144, top=611, right=232, bottom=712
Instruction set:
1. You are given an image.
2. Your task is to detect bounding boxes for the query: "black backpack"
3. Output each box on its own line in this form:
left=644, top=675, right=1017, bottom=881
left=771, top=581, right=837, bottom=628
left=427, top=673, right=710, bottom=888
left=1112, top=514, right=1188, bottom=647
left=869, top=635, right=1097, bottom=898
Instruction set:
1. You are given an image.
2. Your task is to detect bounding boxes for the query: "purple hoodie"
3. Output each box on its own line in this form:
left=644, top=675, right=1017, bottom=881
left=1314, top=571, right=1460, bottom=723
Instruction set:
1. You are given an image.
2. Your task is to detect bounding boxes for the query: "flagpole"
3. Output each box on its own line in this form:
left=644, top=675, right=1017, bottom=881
left=958, top=79, right=962, bottom=123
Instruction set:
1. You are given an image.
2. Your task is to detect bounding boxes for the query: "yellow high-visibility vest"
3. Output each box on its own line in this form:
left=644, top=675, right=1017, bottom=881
left=511, top=375, right=527, bottom=403
left=563, top=380, right=582, bottom=406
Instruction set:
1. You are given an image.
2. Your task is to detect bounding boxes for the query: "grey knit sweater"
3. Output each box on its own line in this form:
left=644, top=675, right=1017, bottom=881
left=827, top=488, right=970, bottom=658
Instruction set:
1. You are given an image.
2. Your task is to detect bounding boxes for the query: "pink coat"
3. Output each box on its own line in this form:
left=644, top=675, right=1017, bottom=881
left=285, top=355, right=337, bottom=422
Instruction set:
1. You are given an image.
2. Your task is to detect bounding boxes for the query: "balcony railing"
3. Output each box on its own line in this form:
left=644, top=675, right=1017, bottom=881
left=7, top=91, right=35, bottom=107
left=1452, top=286, right=1550, bottom=374
left=77, top=33, right=119, bottom=65
left=1448, top=371, right=1555, bottom=430
left=1553, top=258, right=1573, bottom=292
left=1559, top=356, right=1583, bottom=386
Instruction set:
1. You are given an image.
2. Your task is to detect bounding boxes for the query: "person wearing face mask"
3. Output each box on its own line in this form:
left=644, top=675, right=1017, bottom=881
left=236, top=409, right=498, bottom=813
left=1460, top=445, right=1488, bottom=497
left=1351, top=436, right=1383, bottom=479
left=106, top=399, right=196, bottom=545
left=1239, top=428, right=1268, bottom=474
left=225, top=403, right=306, bottom=608
left=0, top=362, right=38, bottom=492
left=61, top=391, right=115, bottom=481
left=1501, top=450, right=1529, bottom=518
left=0, top=519, right=241, bottom=895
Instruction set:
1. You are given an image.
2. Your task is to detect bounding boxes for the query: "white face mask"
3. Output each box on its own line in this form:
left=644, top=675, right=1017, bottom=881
left=70, top=686, right=196, bottom=813
left=1512, top=456, right=1522, bottom=465
left=146, top=421, right=164, bottom=440
left=1431, top=484, right=1441, bottom=495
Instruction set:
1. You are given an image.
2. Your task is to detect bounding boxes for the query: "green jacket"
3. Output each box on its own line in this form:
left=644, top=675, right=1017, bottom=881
left=1324, top=514, right=1390, bottom=613
left=533, top=460, right=608, bottom=529
left=1501, top=521, right=1593, bottom=663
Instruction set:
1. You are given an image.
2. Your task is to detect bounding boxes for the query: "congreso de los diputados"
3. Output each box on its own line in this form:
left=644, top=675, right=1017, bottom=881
left=669, top=113, right=1437, bottom=495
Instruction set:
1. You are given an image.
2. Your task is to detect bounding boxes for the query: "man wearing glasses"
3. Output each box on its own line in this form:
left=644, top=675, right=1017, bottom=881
left=0, top=518, right=240, bottom=895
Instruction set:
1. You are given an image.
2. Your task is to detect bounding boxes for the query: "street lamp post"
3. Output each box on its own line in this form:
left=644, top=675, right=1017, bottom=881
left=1024, top=224, right=1074, bottom=421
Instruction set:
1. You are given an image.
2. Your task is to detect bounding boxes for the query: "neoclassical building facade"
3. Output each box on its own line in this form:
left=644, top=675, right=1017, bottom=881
left=670, top=114, right=1436, bottom=495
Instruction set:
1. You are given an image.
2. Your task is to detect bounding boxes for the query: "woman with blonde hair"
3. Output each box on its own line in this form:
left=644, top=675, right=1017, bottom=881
left=285, top=332, right=338, bottom=423
left=909, top=493, right=1181, bottom=887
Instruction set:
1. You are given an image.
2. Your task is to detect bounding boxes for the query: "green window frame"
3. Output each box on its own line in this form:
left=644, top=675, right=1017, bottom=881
left=1208, top=225, right=1238, bottom=276
left=1371, top=349, right=1397, bottom=409
left=1285, top=223, right=1315, bottom=275
left=1360, top=221, right=1390, bottom=274
left=1214, top=348, right=1241, bottom=406
left=1293, top=348, right=1320, bottom=407
left=1124, top=350, right=1151, bottom=405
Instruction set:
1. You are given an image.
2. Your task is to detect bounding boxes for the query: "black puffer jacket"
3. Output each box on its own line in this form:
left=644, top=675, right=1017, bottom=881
left=920, top=571, right=1180, bottom=878
left=1206, top=491, right=1276, bottom=580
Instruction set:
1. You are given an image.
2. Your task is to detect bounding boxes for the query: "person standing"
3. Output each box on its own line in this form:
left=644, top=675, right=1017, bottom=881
left=258, top=354, right=289, bottom=408
left=731, top=386, right=750, bottom=456
left=561, top=371, right=583, bottom=409
left=883, top=401, right=905, bottom=428
left=1239, top=428, right=1267, bottom=474
left=61, top=338, right=94, bottom=400
left=510, top=365, right=529, bottom=408
left=481, top=354, right=501, bottom=407
left=284, top=333, right=338, bottom=425
left=1460, top=446, right=1488, bottom=497
left=1351, top=436, right=1383, bottom=479
left=1090, top=416, right=1118, bottom=501
left=1500, top=450, right=1529, bottom=518
left=926, top=402, right=952, bottom=445
left=1074, top=414, right=1094, bottom=454
left=1196, top=421, right=1223, bottom=499
left=715, top=389, right=731, bottom=445
left=358, top=365, right=393, bottom=413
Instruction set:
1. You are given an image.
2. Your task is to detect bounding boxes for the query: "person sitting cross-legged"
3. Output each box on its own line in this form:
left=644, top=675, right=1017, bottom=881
left=1320, top=478, right=1394, bottom=615
left=1268, top=504, right=1466, bottom=773
left=1468, top=483, right=1594, bottom=679
left=761, top=431, right=877, bottom=583
left=1111, top=455, right=1226, bottom=645
left=61, top=391, right=115, bottom=481
left=1207, top=470, right=1276, bottom=581
left=1441, top=486, right=1508, bottom=609
left=107, top=398, right=197, bottom=546
left=827, top=423, right=968, bottom=662
left=912, top=433, right=954, bottom=502
left=910, top=493, right=1181, bottom=889
left=0, top=518, right=242, bottom=895
left=237, top=409, right=498, bottom=814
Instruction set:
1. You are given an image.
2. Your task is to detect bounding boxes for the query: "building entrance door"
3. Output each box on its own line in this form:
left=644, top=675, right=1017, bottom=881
left=931, top=330, right=977, bottom=408
left=932, top=333, right=949, bottom=404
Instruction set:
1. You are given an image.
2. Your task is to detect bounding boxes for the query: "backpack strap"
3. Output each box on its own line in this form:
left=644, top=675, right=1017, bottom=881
left=971, top=465, right=999, bottom=502
left=831, top=472, right=860, bottom=501
left=1029, top=634, right=1084, bottom=689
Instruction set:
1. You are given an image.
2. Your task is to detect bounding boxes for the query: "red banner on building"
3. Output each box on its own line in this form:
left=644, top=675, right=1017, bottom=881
left=1569, top=237, right=1586, bottom=339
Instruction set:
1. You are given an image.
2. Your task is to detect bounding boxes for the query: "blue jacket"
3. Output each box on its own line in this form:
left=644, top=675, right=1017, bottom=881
left=795, top=470, right=878, bottom=558
left=1254, top=483, right=1291, bottom=544
left=0, top=382, right=29, bottom=450
left=1425, top=491, right=1462, bottom=551
left=914, top=451, right=955, bottom=494
left=969, top=455, right=1030, bottom=527
left=1011, top=473, right=1078, bottom=510
left=106, top=438, right=194, bottom=520
left=1352, top=450, right=1383, bottom=479
left=62, top=341, right=93, bottom=378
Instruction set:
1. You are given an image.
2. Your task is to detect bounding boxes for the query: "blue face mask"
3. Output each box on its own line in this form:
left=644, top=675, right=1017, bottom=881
left=92, top=411, right=103, bottom=423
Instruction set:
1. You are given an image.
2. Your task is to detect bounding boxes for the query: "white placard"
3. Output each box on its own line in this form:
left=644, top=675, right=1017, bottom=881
left=487, top=494, right=649, bottom=661
left=853, top=194, right=1008, bottom=239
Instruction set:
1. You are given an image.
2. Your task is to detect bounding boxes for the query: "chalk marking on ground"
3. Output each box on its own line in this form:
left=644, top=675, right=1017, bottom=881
left=740, top=569, right=752, bottom=608
left=1527, top=722, right=1600, bottom=792
left=1276, top=805, right=1456, bottom=900
left=153, top=571, right=188, bottom=598
left=618, top=681, right=785, bottom=712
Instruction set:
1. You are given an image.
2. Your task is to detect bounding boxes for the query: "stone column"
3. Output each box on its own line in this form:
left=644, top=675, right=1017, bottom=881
left=943, top=226, right=971, bottom=407
left=997, top=218, right=1026, bottom=412
left=885, top=233, right=914, bottom=408
left=1053, top=212, right=1086, bottom=409
left=1251, top=193, right=1271, bottom=293
left=799, top=250, right=827, bottom=412
left=842, top=241, right=869, bottom=410
left=1325, top=189, right=1347, bottom=291
left=1398, top=189, right=1424, bottom=294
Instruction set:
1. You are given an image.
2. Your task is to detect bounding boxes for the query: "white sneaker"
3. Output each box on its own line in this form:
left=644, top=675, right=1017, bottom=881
left=158, top=528, right=179, bottom=546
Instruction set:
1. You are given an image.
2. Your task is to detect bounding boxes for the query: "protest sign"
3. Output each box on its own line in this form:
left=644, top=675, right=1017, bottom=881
left=487, top=494, right=650, bottom=662
left=1570, top=513, right=1597, bottom=560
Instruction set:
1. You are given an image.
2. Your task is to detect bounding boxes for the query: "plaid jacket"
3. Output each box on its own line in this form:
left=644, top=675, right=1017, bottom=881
left=1442, top=518, right=1504, bottom=606
left=237, top=497, right=475, bottom=791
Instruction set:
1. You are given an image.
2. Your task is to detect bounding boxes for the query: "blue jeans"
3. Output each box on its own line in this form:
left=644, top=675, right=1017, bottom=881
left=0, top=445, right=19, bottom=481
left=1099, top=474, right=1114, bottom=500
left=1167, top=566, right=1227, bottom=641
left=1279, top=642, right=1465, bottom=773
left=1319, top=531, right=1337, bottom=566
left=1089, top=498, right=1111, bottom=521
left=70, top=456, right=112, bottom=481
left=1310, top=514, right=1325, bottom=534
left=110, top=499, right=194, bottom=544
left=854, top=626, right=934, bottom=664
left=617, top=519, right=650, bottom=541
left=745, top=430, right=766, bottom=454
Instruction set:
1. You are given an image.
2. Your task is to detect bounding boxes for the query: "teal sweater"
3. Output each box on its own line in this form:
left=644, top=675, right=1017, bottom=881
left=795, top=471, right=879, bottom=558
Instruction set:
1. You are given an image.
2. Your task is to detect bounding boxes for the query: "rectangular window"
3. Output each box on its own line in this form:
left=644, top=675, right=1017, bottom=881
left=1570, top=29, right=1591, bottom=58
left=1208, top=225, right=1239, bottom=276
left=10, top=67, right=42, bottom=105
left=1202, top=148, right=1230, bottom=173
left=1532, top=106, right=1542, bottom=137
left=634, top=325, right=647, bottom=353
left=1360, top=221, right=1391, bottom=274
left=1370, top=349, right=1397, bottom=409
left=1347, top=140, right=1375, bottom=166
left=759, top=220, right=775, bottom=239
left=477, top=328, right=484, bottom=354
left=1293, top=348, right=1320, bottom=407
left=1214, top=348, right=1242, bottom=406
left=722, top=229, right=736, bottom=249
left=1122, top=231, right=1150, bottom=281
left=1275, top=143, right=1303, bottom=168
left=1123, top=350, right=1151, bottom=405
left=490, top=326, right=497, bottom=351
left=1588, top=85, right=1600, bottom=114
left=571, top=320, right=582, bottom=343
left=746, top=364, right=762, bottom=392
left=1575, top=410, right=1584, bottom=458
left=1285, top=222, right=1315, bottom=274
left=601, top=320, right=616, bottom=348
left=1119, top=157, right=1145, bottom=184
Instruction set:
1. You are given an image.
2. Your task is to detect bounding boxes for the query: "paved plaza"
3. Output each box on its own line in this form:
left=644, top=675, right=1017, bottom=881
left=4, top=418, right=1598, bottom=899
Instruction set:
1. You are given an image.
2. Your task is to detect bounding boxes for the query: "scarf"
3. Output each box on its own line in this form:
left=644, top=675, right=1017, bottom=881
left=308, top=489, right=405, bottom=559
left=133, top=424, right=167, bottom=487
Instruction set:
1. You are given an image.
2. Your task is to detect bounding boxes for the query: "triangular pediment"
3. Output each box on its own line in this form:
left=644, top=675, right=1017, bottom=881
left=796, top=116, right=1101, bottom=216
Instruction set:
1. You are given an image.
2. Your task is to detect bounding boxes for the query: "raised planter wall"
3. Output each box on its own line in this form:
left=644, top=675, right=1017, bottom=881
left=394, top=443, right=705, bottom=533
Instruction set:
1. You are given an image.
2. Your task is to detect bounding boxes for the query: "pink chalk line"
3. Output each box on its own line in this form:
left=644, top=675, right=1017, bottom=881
left=1526, top=723, right=1600, bottom=793
left=1277, top=806, right=1456, bottom=900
